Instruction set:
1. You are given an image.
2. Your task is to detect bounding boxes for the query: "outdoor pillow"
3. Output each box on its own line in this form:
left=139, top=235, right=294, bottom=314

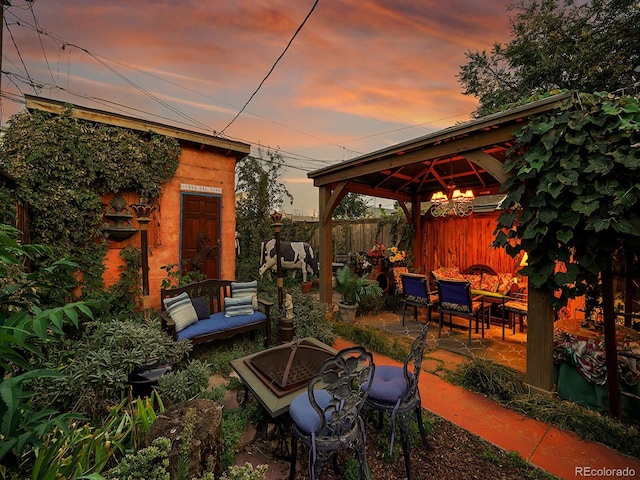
left=163, top=292, right=198, bottom=332
left=432, top=267, right=465, bottom=281
left=480, top=274, right=500, bottom=293
left=224, top=295, right=254, bottom=318
left=231, top=280, right=258, bottom=310
left=465, top=274, right=482, bottom=290
left=190, top=295, right=210, bottom=320
left=497, top=273, right=514, bottom=295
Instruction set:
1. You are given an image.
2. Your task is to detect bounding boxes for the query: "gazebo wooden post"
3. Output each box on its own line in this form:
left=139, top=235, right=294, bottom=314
left=602, top=257, right=621, bottom=420
left=318, top=186, right=333, bottom=304
left=525, top=286, right=555, bottom=393
left=410, top=196, right=423, bottom=273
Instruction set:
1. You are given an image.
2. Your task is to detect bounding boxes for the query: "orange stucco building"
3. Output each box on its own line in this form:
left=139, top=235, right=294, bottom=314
left=25, top=95, right=250, bottom=311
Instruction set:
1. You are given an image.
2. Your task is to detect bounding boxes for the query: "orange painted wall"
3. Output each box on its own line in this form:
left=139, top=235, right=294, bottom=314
left=102, top=143, right=239, bottom=311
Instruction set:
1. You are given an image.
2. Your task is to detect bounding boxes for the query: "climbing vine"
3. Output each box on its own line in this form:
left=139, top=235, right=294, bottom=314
left=0, top=107, right=181, bottom=302
left=494, top=91, right=640, bottom=308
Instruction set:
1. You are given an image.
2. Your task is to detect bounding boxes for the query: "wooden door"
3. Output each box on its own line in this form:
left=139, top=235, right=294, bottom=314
left=181, top=194, right=221, bottom=279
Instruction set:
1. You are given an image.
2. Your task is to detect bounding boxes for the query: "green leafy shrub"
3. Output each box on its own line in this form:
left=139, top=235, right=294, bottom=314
left=160, top=261, right=206, bottom=289
left=0, top=224, right=93, bottom=472
left=35, top=318, right=190, bottom=419
left=290, top=291, right=335, bottom=345
left=104, top=436, right=171, bottom=480
left=356, top=288, right=385, bottom=315
left=28, top=393, right=164, bottom=480
left=218, top=463, right=268, bottom=480
left=156, top=360, right=218, bottom=406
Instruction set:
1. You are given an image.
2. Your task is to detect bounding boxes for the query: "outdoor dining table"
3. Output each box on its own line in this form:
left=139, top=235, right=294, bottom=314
left=553, top=317, right=640, bottom=419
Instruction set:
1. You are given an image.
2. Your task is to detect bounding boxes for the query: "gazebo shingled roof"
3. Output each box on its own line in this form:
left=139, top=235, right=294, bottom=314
left=308, top=92, right=572, bottom=221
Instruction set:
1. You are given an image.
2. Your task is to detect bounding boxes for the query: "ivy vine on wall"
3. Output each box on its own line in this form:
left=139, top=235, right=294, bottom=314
left=494, top=91, right=640, bottom=308
left=0, top=107, right=181, bottom=301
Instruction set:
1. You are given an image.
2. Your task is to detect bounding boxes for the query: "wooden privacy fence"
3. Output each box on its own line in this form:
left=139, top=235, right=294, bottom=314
left=293, top=218, right=397, bottom=260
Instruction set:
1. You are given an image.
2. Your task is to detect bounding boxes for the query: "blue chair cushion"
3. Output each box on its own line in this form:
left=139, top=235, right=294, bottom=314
left=176, top=310, right=266, bottom=341
left=289, top=389, right=332, bottom=435
left=367, top=365, right=406, bottom=403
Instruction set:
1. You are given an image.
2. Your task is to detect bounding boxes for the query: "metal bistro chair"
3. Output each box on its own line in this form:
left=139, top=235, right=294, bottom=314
left=288, top=346, right=375, bottom=480
left=435, top=278, right=488, bottom=346
left=401, top=273, right=436, bottom=326
left=364, top=323, right=433, bottom=480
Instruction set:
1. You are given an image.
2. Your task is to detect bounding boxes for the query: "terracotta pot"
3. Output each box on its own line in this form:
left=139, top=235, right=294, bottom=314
left=301, top=281, right=312, bottom=293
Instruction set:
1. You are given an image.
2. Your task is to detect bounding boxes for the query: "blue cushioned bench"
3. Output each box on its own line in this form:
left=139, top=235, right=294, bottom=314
left=160, top=279, right=272, bottom=347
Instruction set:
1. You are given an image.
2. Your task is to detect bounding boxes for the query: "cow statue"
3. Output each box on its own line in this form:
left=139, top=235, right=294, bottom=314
left=258, top=239, right=319, bottom=282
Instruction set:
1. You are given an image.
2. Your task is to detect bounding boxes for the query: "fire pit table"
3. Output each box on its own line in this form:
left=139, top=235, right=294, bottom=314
left=230, top=337, right=337, bottom=418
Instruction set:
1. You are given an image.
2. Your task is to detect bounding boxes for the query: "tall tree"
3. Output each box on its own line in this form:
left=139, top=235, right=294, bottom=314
left=332, top=193, right=370, bottom=219
left=459, top=0, right=640, bottom=117
left=235, top=147, right=293, bottom=280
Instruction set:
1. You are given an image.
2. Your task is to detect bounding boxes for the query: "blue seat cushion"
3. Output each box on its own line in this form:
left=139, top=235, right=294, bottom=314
left=176, top=310, right=267, bottom=341
left=289, top=389, right=332, bottom=435
left=367, top=365, right=406, bottom=403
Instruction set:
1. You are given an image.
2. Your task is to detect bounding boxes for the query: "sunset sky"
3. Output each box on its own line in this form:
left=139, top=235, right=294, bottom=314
left=0, top=0, right=514, bottom=214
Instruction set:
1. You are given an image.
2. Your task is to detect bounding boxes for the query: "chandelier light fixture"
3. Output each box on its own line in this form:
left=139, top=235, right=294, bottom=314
left=430, top=180, right=475, bottom=217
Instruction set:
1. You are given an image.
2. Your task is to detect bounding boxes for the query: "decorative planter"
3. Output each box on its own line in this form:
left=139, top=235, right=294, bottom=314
left=280, top=316, right=294, bottom=342
left=338, top=302, right=358, bottom=323
left=301, top=281, right=312, bottom=293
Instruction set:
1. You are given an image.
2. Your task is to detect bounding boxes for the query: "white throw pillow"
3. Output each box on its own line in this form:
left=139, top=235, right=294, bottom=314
left=224, top=296, right=254, bottom=318
left=231, top=280, right=258, bottom=310
left=163, top=292, right=198, bottom=332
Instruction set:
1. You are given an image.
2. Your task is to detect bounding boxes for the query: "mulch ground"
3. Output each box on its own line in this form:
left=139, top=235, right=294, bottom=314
left=241, top=409, right=558, bottom=480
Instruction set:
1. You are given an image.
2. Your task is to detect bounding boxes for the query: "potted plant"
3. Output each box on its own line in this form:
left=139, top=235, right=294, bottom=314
left=334, top=267, right=383, bottom=322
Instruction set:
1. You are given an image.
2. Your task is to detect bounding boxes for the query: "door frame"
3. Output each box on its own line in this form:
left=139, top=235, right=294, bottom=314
left=179, top=192, right=223, bottom=278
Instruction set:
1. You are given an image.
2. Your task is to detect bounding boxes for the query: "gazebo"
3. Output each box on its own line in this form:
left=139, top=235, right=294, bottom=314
left=307, top=91, right=574, bottom=394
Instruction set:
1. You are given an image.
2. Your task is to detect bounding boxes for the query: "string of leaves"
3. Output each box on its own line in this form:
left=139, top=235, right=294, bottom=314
left=493, top=91, right=640, bottom=308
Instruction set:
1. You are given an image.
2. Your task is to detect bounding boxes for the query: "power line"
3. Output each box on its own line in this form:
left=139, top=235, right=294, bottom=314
left=220, top=0, right=319, bottom=134
left=3, top=14, right=37, bottom=95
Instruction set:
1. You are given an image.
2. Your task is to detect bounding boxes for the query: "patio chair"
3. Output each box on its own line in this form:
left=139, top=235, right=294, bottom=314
left=288, top=346, right=375, bottom=480
left=401, top=273, right=436, bottom=326
left=500, top=289, right=528, bottom=339
left=435, top=278, right=488, bottom=345
left=363, top=323, right=433, bottom=480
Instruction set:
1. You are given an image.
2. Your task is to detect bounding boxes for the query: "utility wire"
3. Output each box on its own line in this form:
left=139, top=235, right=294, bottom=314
left=29, top=2, right=55, bottom=83
left=220, top=0, right=319, bottom=134
left=3, top=16, right=38, bottom=95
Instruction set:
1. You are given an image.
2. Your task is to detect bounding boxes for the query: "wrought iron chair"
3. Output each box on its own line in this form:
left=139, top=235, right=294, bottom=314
left=401, top=273, right=436, bottom=326
left=435, top=278, right=488, bottom=345
left=363, top=323, right=433, bottom=480
left=288, top=346, right=375, bottom=480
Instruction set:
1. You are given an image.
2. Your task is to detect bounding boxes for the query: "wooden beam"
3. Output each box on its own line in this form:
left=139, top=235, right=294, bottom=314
left=346, top=182, right=412, bottom=204
left=311, top=126, right=518, bottom=187
left=461, top=149, right=512, bottom=184
left=321, top=181, right=348, bottom=226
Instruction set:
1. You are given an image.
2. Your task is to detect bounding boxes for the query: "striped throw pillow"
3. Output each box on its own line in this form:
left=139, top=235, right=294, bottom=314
left=224, top=296, right=254, bottom=317
left=163, top=292, right=198, bottom=332
left=231, top=280, right=258, bottom=310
